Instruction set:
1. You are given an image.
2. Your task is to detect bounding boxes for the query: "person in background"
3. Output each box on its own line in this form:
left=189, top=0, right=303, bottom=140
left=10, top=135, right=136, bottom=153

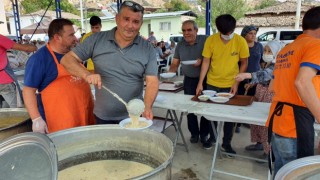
left=80, top=16, right=102, bottom=73
left=235, top=25, right=263, bottom=133
left=265, top=6, right=320, bottom=176
left=235, top=40, right=283, bottom=162
left=0, top=34, right=37, bottom=108
left=196, top=14, right=249, bottom=156
left=60, top=1, right=158, bottom=124
left=169, top=40, right=176, bottom=54
left=147, top=31, right=157, bottom=45
left=169, top=20, right=212, bottom=149
left=155, top=41, right=170, bottom=66
left=23, top=18, right=95, bottom=134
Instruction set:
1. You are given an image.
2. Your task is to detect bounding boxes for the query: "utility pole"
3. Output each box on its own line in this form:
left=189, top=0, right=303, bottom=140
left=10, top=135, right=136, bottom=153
left=80, top=0, right=84, bottom=33
left=295, top=0, right=302, bottom=29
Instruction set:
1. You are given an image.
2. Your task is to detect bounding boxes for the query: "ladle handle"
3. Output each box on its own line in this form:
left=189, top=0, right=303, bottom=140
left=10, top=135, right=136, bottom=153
left=101, top=85, right=128, bottom=107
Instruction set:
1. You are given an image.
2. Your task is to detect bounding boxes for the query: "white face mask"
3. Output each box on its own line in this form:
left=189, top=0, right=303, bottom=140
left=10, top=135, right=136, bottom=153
left=221, top=33, right=234, bottom=41
left=262, top=54, right=274, bottom=63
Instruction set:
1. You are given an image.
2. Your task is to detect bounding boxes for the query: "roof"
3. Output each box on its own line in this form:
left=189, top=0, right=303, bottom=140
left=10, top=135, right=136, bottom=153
left=100, top=10, right=197, bottom=20
left=237, top=1, right=318, bottom=27
left=245, top=2, right=314, bottom=16
left=29, top=10, right=81, bottom=20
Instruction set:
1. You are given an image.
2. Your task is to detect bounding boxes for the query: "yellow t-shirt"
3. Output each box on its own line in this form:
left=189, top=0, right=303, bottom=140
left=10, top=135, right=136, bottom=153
left=202, top=33, right=249, bottom=87
left=80, top=32, right=94, bottom=71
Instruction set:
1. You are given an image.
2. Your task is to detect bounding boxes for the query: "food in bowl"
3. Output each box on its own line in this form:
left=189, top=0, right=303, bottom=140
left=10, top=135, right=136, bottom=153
left=198, top=95, right=210, bottom=101
left=209, top=97, right=229, bottom=103
left=202, top=90, right=217, bottom=97
left=216, top=92, right=234, bottom=98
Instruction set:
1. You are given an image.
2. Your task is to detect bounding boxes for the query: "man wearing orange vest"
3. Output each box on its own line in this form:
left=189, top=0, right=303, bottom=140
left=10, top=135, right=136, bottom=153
left=267, top=6, right=320, bottom=176
left=23, top=19, right=95, bottom=134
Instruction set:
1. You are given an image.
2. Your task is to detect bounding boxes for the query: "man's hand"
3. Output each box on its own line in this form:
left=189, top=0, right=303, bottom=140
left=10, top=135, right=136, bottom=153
left=196, top=84, right=203, bottom=96
left=32, top=116, right=48, bottom=134
left=230, top=82, right=239, bottom=95
left=142, top=107, right=153, bottom=120
left=193, top=58, right=202, bottom=67
left=84, top=74, right=102, bottom=89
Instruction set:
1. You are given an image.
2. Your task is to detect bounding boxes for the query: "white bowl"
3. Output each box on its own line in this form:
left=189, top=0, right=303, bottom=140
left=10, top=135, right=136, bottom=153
left=181, top=60, right=197, bottom=65
left=209, top=97, right=229, bottom=103
left=198, top=95, right=210, bottom=101
left=216, top=92, right=234, bottom=99
left=119, top=117, right=153, bottom=130
left=160, top=72, right=176, bottom=79
left=202, top=90, right=217, bottom=97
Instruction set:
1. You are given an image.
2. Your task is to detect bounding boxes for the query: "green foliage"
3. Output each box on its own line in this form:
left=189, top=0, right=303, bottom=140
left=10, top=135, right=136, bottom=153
left=21, top=0, right=79, bottom=16
left=164, top=0, right=191, bottom=11
left=211, top=0, right=247, bottom=25
left=254, top=0, right=277, bottom=10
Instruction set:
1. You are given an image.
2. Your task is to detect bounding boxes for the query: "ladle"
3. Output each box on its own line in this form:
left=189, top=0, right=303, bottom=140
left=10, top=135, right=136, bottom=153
left=102, top=85, right=128, bottom=108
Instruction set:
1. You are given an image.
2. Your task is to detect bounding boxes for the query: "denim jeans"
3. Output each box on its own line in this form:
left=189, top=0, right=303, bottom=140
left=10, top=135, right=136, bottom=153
left=207, top=85, right=233, bottom=145
left=184, top=76, right=210, bottom=139
left=272, top=133, right=297, bottom=177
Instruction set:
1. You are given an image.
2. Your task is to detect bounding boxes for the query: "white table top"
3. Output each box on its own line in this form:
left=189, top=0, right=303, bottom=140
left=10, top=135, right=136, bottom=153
left=153, top=92, right=198, bottom=112
left=189, top=101, right=271, bottom=126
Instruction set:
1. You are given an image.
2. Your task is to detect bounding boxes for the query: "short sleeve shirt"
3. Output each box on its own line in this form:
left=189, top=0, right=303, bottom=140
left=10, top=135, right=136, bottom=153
left=0, top=35, right=15, bottom=84
left=72, top=27, right=158, bottom=120
left=174, top=35, right=207, bottom=78
left=202, top=33, right=249, bottom=87
left=267, top=34, right=320, bottom=138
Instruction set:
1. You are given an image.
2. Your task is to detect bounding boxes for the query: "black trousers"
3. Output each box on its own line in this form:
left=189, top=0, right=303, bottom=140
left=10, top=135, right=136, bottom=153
left=184, top=76, right=210, bottom=139
left=207, top=85, right=234, bottom=145
left=95, top=114, right=121, bottom=124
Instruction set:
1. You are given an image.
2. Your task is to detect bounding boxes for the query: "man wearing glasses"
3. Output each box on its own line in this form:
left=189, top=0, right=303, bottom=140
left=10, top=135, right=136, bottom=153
left=61, top=1, right=159, bottom=124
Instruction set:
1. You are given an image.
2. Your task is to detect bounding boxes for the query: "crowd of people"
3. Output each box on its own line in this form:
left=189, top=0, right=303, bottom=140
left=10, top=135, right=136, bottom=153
left=1, top=0, right=320, bottom=178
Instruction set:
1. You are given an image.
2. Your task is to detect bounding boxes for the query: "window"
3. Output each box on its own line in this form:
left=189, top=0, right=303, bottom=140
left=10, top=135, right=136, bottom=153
left=280, top=31, right=302, bottom=41
left=160, top=22, right=171, bottom=31
left=257, top=31, right=276, bottom=42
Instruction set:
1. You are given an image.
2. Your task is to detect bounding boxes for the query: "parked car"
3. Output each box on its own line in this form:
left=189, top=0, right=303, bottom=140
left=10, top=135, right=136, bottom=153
left=257, top=29, right=302, bottom=46
left=168, top=34, right=183, bottom=44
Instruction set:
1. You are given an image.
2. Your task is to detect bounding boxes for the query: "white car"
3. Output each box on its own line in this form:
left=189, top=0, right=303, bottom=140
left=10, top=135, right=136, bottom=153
left=257, top=29, right=302, bottom=46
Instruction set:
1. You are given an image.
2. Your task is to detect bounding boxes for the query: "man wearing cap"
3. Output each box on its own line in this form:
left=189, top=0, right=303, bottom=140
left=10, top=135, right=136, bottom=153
left=61, top=1, right=159, bottom=124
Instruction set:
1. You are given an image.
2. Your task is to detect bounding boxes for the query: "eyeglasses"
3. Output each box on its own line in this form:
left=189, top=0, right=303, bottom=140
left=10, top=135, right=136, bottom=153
left=121, top=1, right=144, bottom=13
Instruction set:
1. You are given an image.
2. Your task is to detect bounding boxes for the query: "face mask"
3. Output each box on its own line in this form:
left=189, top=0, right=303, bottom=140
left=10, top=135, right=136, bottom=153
left=263, top=54, right=274, bottom=63
left=221, top=33, right=234, bottom=41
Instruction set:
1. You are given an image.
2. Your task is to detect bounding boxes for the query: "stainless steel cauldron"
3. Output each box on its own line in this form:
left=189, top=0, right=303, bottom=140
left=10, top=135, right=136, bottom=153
left=48, top=125, right=174, bottom=179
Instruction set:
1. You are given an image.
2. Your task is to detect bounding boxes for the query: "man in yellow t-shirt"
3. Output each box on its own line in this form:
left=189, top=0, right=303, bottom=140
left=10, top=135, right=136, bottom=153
left=80, top=16, right=102, bottom=73
left=196, top=14, right=249, bottom=156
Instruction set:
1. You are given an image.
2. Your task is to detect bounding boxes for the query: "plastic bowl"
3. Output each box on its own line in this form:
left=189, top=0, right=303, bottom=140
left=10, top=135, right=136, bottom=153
left=216, top=92, right=234, bottom=99
left=198, top=95, right=210, bottom=102
left=160, top=72, right=176, bottom=79
left=202, top=90, right=217, bottom=97
left=209, top=97, right=229, bottom=103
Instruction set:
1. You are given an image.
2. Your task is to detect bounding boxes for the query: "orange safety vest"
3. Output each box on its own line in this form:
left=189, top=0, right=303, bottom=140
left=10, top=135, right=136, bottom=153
left=41, top=44, right=95, bottom=133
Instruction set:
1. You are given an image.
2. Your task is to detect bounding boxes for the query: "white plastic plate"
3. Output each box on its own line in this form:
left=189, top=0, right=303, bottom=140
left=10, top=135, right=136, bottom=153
left=216, top=92, right=234, bottom=98
left=119, top=117, right=153, bottom=130
left=160, top=72, right=176, bottom=79
left=181, top=60, right=197, bottom=65
left=209, top=97, right=229, bottom=103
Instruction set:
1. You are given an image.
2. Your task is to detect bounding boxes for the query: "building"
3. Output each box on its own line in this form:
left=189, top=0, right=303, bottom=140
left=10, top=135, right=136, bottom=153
left=98, top=10, right=197, bottom=41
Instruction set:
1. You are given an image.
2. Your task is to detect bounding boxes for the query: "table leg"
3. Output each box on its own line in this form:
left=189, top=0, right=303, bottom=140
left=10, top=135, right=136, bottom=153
left=171, top=110, right=189, bottom=152
left=209, top=121, right=224, bottom=180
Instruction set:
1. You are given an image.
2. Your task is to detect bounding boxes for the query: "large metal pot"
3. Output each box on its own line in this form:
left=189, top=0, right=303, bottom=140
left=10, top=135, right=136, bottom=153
left=0, top=108, right=31, bottom=141
left=48, top=125, right=174, bottom=179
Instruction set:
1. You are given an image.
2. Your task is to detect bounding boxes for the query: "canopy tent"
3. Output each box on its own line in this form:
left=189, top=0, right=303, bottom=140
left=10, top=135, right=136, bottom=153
left=20, top=19, right=50, bottom=34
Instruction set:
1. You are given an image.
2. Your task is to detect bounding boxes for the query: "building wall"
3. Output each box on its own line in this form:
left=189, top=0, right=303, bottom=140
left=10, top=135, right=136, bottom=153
left=0, top=0, right=8, bottom=35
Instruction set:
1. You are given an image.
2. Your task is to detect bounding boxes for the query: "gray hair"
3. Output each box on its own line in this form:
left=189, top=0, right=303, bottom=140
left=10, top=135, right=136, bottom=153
left=182, top=20, right=198, bottom=31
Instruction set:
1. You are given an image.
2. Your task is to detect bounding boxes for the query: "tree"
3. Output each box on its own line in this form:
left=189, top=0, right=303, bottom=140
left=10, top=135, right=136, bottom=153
left=164, top=0, right=191, bottom=11
left=21, top=0, right=79, bottom=16
left=211, top=0, right=247, bottom=25
left=254, top=0, right=277, bottom=10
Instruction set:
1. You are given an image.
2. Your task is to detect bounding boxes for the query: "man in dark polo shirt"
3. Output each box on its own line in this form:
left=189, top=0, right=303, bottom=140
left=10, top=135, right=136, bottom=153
left=169, top=20, right=213, bottom=149
left=60, top=1, right=159, bottom=124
